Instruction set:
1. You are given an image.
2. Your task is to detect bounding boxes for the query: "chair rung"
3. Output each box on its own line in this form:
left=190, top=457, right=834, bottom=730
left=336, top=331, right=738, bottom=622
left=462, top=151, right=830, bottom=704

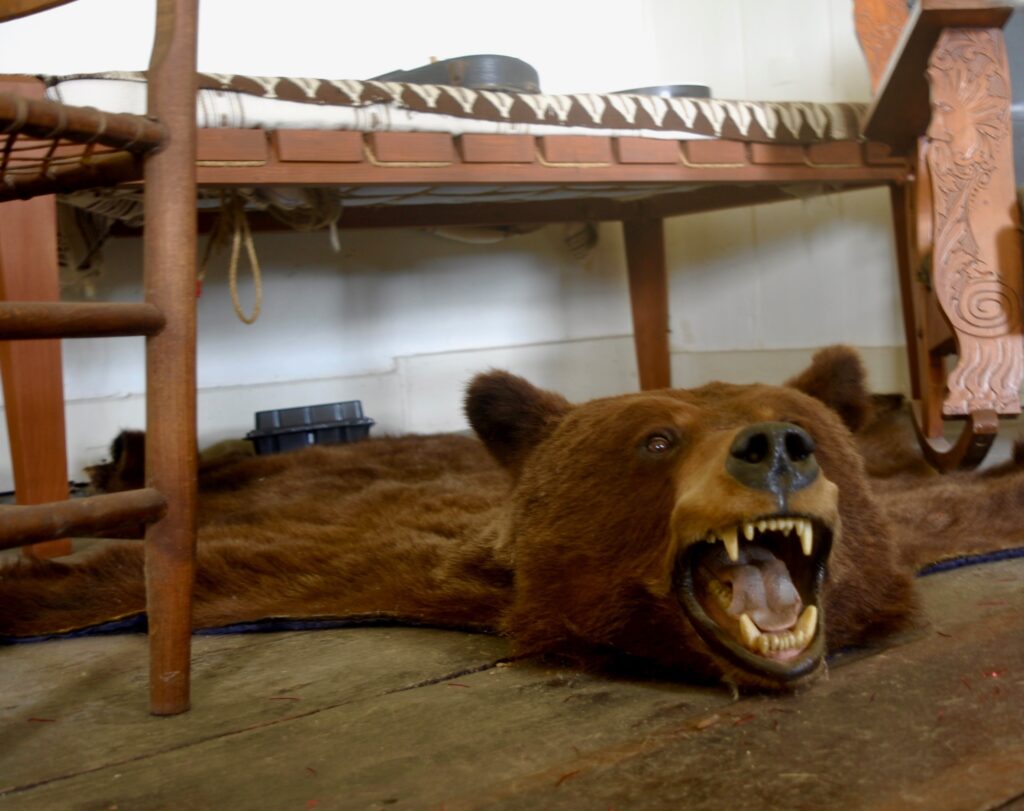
left=0, top=301, right=165, bottom=338
left=0, top=488, right=167, bottom=549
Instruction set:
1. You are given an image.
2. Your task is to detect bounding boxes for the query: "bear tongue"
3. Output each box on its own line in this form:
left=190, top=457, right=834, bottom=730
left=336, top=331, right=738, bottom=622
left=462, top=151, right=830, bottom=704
left=704, top=547, right=803, bottom=632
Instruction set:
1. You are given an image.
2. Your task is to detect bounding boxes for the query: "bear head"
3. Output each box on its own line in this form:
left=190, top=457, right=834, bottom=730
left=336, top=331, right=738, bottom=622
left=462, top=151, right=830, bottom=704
left=465, top=346, right=916, bottom=691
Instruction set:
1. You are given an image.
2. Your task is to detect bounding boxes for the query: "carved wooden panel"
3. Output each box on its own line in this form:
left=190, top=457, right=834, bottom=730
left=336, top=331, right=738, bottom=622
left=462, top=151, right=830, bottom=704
left=925, top=27, right=1024, bottom=415
left=853, top=0, right=911, bottom=91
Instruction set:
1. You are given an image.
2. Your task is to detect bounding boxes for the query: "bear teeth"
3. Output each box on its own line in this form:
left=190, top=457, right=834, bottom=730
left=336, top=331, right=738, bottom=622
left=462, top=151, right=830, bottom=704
left=720, top=526, right=739, bottom=561
left=706, top=517, right=814, bottom=559
left=739, top=605, right=818, bottom=655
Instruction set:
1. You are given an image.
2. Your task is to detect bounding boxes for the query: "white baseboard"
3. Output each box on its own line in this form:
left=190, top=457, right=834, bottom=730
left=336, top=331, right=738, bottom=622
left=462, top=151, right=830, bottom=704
left=0, top=341, right=911, bottom=491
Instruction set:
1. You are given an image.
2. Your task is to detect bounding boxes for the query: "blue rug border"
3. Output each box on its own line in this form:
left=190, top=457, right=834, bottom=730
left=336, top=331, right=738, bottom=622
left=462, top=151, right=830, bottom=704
left=915, top=546, right=1024, bottom=576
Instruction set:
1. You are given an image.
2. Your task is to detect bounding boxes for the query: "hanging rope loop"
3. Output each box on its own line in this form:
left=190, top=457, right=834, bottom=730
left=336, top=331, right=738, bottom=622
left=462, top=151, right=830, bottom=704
left=200, top=191, right=263, bottom=324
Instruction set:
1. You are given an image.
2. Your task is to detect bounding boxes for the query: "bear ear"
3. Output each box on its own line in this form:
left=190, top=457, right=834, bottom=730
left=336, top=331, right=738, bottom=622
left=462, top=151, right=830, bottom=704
left=465, top=370, right=571, bottom=474
left=785, top=345, right=873, bottom=432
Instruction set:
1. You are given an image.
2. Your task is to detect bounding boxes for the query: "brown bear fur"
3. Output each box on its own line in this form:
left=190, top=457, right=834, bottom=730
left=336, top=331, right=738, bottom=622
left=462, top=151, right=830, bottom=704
left=2, top=346, right=1023, bottom=692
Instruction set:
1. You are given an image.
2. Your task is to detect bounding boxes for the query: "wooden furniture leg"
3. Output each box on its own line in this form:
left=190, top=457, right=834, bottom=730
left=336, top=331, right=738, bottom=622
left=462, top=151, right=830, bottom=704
left=889, top=183, right=922, bottom=401
left=143, top=0, right=199, bottom=716
left=0, top=193, right=72, bottom=558
left=623, top=218, right=671, bottom=390
left=901, top=27, right=1023, bottom=470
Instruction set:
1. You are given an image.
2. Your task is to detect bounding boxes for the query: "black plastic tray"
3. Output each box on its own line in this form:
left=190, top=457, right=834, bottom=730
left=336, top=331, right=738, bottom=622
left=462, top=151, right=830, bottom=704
left=246, top=400, right=374, bottom=455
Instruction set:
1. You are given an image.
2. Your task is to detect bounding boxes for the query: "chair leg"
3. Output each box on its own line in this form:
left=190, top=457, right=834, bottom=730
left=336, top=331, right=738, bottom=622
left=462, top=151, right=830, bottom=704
left=0, top=195, right=72, bottom=558
left=623, top=218, right=671, bottom=390
left=143, top=0, right=199, bottom=717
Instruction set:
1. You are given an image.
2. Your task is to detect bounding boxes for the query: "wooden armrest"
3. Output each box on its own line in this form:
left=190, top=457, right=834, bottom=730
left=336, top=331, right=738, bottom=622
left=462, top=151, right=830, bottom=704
left=0, top=0, right=76, bottom=23
left=861, top=0, right=1015, bottom=152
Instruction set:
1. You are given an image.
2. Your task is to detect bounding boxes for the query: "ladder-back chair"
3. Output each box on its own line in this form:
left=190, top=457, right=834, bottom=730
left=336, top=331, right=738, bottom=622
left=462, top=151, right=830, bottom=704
left=0, top=0, right=198, bottom=715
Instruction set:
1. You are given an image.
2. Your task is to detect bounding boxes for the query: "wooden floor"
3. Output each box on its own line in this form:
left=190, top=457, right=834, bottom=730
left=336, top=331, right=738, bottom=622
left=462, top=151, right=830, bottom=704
left=1, top=553, right=1022, bottom=810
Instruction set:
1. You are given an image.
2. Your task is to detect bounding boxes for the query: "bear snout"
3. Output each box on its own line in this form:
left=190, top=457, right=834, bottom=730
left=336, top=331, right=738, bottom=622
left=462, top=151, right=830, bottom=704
left=726, top=422, right=819, bottom=510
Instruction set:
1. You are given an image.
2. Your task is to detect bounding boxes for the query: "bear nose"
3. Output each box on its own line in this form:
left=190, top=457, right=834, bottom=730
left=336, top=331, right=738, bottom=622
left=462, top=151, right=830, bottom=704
left=726, top=422, right=819, bottom=509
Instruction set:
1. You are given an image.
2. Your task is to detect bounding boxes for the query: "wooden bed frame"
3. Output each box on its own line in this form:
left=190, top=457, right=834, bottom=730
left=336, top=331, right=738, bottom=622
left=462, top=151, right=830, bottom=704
left=0, top=0, right=1020, bottom=715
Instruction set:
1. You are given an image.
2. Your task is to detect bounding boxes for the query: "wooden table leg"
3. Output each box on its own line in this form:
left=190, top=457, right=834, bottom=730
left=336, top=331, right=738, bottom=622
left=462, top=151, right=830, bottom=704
left=623, top=218, right=671, bottom=390
left=888, top=183, right=922, bottom=401
left=895, top=146, right=955, bottom=444
left=0, top=194, right=72, bottom=558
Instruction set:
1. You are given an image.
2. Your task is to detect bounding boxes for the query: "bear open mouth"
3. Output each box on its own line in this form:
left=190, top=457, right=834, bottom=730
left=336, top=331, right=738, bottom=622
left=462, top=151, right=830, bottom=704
left=675, top=515, right=833, bottom=683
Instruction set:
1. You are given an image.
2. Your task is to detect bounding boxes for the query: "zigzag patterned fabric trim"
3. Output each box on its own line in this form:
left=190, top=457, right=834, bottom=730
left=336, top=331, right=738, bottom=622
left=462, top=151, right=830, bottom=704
left=46, top=72, right=867, bottom=145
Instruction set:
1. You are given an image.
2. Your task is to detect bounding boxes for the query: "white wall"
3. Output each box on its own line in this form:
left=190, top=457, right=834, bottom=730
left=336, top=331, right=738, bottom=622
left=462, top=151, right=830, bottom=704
left=0, top=0, right=912, bottom=490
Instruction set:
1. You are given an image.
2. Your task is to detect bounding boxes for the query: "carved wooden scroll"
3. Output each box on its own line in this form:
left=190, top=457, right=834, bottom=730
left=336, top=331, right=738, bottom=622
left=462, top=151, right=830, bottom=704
left=925, top=27, right=1024, bottom=416
left=853, top=0, right=910, bottom=91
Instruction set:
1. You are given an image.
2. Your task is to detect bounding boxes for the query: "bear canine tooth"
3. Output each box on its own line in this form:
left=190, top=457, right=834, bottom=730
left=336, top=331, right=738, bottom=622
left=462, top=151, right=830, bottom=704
left=796, top=605, right=818, bottom=639
left=738, top=613, right=760, bottom=648
left=797, top=522, right=814, bottom=556
left=720, top=526, right=739, bottom=562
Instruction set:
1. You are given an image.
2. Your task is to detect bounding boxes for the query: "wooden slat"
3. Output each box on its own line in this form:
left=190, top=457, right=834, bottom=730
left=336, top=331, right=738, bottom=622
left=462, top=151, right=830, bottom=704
left=0, top=301, right=165, bottom=338
left=682, top=140, right=747, bottom=164
left=457, top=134, right=535, bottom=163
left=614, top=137, right=680, bottom=164
left=0, top=488, right=168, bottom=549
left=196, top=129, right=266, bottom=162
left=807, top=141, right=864, bottom=165
left=749, top=143, right=806, bottom=164
left=272, top=130, right=363, bottom=163
left=539, top=135, right=613, bottom=164
left=865, top=141, right=908, bottom=165
left=367, top=132, right=456, bottom=162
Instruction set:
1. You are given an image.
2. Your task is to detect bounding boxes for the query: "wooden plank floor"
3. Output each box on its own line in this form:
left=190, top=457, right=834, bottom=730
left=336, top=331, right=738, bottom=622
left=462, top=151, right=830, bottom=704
left=1, top=556, right=1022, bottom=810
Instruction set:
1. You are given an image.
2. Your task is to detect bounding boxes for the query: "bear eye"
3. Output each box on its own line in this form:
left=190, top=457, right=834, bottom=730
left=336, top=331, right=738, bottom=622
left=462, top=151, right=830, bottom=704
left=645, top=433, right=674, bottom=455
